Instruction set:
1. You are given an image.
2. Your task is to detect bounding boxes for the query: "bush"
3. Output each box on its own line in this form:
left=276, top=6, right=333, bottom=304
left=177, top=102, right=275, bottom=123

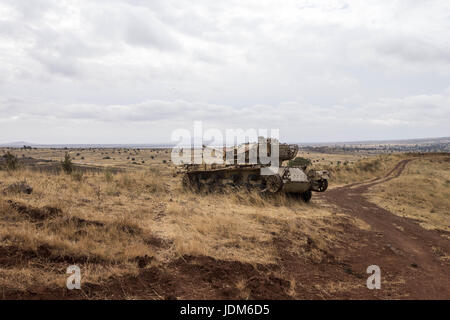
left=61, top=152, right=74, bottom=174
left=288, top=157, right=312, bottom=167
left=149, top=167, right=160, bottom=175
left=3, top=151, right=19, bottom=171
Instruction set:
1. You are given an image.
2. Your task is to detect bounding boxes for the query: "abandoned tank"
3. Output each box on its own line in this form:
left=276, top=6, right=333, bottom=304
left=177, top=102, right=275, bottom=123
left=178, top=138, right=329, bottom=202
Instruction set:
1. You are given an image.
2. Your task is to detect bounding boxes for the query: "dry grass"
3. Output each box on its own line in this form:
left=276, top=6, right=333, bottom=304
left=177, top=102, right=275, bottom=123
left=0, top=147, right=173, bottom=171
left=316, top=153, right=407, bottom=186
left=369, top=156, right=450, bottom=232
left=286, top=151, right=407, bottom=186
left=0, top=149, right=357, bottom=294
left=163, top=193, right=338, bottom=264
left=3, top=148, right=442, bottom=296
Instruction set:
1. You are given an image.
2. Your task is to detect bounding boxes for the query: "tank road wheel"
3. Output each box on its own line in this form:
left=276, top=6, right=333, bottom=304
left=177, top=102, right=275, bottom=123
left=197, top=173, right=213, bottom=192
left=247, top=174, right=264, bottom=191
left=182, top=174, right=191, bottom=189
left=263, top=175, right=283, bottom=193
left=182, top=174, right=199, bottom=191
left=212, top=175, right=226, bottom=192
left=300, top=190, right=312, bottom=203
left=317, top=179, right=328, bottom=192
left=232, top=174, right=244, bottom=187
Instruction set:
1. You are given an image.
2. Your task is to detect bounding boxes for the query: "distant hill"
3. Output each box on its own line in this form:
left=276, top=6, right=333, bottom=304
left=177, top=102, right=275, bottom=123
left=0, top=141, right=37, bottom=147
left=0, top=136, right=448, bottom=149
left=294, top=136, right=450, bottom=147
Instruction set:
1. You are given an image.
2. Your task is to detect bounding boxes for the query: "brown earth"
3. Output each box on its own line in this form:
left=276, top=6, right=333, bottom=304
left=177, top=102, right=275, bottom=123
left=2, top=157, right=449, bottom=300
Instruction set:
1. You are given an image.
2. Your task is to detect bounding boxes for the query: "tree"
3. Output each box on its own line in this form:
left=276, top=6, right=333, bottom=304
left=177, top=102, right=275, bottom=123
left=3, top=151, right=19, bottom=170
left=61, top=152, right=74, bottom=174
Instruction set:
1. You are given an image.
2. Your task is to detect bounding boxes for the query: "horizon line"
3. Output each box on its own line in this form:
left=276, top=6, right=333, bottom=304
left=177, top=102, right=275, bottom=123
left=0, top=136, right=449, bottom=147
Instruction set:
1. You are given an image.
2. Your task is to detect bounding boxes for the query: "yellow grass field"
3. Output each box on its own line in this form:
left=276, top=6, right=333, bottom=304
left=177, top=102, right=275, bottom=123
left=0, top=148, right=448, bottom=299
left=370, top=156, right=450, bottom=232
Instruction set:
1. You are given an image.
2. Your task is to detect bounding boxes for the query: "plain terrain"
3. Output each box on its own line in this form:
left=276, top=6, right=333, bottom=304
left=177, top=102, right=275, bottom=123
left=0, top=148, right=448, bottom=299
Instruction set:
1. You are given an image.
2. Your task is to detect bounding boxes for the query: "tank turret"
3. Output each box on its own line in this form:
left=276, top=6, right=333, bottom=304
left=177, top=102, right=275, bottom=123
left=223, top=137, right=299, bottom=164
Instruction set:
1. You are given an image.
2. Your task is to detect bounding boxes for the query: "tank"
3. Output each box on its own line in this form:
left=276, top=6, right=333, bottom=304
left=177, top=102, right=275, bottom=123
left=178, top=137, right=329, bottom=202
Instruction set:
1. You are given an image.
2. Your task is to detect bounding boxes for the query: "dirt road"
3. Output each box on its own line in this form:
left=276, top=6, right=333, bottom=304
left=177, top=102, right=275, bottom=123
left=318, top=158, right=450, bottom=299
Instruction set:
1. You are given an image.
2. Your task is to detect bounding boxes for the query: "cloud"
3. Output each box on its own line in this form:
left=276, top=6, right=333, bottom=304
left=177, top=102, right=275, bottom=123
left=0, top=0, right=449, bottom=143
left=123, top=13, right=181, bottom=51
left=1, top=89, right=448, bottom=143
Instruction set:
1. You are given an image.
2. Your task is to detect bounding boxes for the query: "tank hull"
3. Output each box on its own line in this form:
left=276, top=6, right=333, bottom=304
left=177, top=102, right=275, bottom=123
left=181, top=165, right=328, bottom=202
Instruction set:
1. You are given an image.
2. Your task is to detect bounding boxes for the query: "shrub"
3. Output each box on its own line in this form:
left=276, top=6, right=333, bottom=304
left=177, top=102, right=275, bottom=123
left=288, top=157, right=312, bottom=167
left=149, top=167, right=160, bottom=174
left=3, top=151, right=19, bottom=171
left=61, top=152, right=74, bottom=174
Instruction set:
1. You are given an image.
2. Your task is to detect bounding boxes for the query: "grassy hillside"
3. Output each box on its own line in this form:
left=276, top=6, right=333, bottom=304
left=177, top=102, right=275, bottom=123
left=0, top=161, right=366, bottom=297
left=369, top=156, right=450, bottom=233
left=315, top=153, right=406, bottom=185
left=1, top=149, right=448, bottom=298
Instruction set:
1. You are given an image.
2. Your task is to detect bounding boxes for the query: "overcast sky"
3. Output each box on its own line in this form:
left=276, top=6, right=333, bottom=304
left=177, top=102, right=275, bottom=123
left=0, top=0, right=449, bottom=144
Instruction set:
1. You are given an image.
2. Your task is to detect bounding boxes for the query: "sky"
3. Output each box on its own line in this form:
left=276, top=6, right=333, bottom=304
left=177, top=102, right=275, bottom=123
left=0, top=0, right=449, bottom=144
